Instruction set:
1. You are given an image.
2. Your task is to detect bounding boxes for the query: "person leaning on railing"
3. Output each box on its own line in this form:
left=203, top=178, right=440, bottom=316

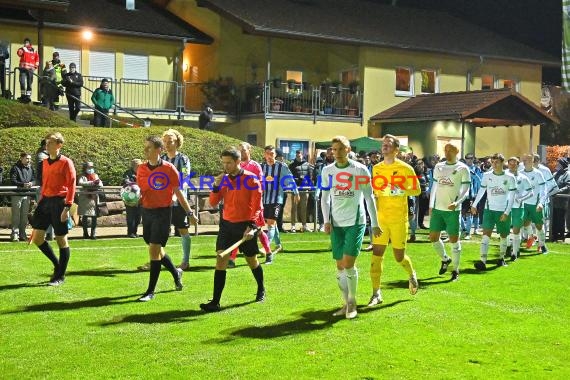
left=91, top=78, right=115, bottom=127
left=0, top=40, right=9, bottom=98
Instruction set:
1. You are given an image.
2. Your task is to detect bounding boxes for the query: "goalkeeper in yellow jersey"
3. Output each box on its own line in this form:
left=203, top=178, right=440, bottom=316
left=368, top=134, right=421, bottom=306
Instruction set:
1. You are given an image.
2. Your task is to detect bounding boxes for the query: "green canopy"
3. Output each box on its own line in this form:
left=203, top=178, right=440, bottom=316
left=315, top=136, right=409, bottom=153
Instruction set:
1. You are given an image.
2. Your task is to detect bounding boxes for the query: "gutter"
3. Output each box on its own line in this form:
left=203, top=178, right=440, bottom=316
left=0, top=18, right=212, bottom=44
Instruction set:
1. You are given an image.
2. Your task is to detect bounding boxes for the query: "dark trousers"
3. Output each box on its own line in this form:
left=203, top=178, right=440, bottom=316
left=126, top=205, right=142, bottom=235
left=277, top=195, right=286, bottom=232
left=19, top=69, right=33, bottom=95
left=93, top=107, right=109, bottom=127
left=418, top=194, right=429, bottom=227
left=0, top=64, right=6, bottom=94
left=66, top=94, right=81, bottom=121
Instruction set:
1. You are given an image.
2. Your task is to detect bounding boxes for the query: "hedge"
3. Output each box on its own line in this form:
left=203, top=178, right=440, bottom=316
left=0, top=127, right=264, bottom=185
left=0, top=97, right=77, bottom=129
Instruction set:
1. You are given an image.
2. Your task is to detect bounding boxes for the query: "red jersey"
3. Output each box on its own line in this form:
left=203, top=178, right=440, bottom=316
left=209, top=169, right=262, bottom=223
left=240, top=159, right=263, bottom=180
left=137, top=159, right=181, bottom=209
left=41, top=155, right=77, bottom=205
left=17, top=45, right=39, bottom=71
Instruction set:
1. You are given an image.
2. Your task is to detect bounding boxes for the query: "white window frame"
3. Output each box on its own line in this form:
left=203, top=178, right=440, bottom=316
left=123, top=53, right=149, bottom=83
left=395, top=66, right=414, bottom=97
left=88, top=51, right=115, bottom=81
left=54, top=46, right=81, bottom=71
left=420, top=68, right=439, bottom=94
left=496, top=77, right=520, bottom=92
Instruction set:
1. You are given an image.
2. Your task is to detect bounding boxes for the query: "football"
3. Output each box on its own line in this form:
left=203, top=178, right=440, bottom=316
left=120, top=184, right=141, bottom=206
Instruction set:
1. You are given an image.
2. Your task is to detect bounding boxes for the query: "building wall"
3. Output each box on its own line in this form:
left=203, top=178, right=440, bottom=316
left=362, top=48, right=543, bottom=157
left=378, top=121, right=476, bottom=158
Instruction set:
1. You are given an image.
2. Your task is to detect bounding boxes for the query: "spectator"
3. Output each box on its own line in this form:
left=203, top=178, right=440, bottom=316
left=51, top=52, right=66, bottom=110
left=40, top=60, right=58, bottom=110
left=91, top=78, right=114, bottom=127
left=123, top=159, right=142, bottom=238
left=314, top=152, right=327, bottom=232
left=62, top=62, right=83, bottom=121
left=77, top=162, right=102, bottom=239
left=9, top=152, right=35, bottom=241
left=461, top=153, right=483, bottom=239
left=0, top=40, right=9, bottom=98
left=198, top=104, right=214, bottom=129
left=289, top=150, right=314, bottom=232
left=16, top=37, right=39, bottom=103
left=415, top=160, right=429, bottom=230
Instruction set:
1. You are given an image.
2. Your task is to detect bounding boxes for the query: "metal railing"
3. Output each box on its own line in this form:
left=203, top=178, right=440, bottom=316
left=5, top=68, right=363, bottom=122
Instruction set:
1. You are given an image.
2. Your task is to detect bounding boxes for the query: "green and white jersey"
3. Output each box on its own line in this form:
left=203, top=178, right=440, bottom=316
left=474, top=171, right=516, bottom=213
left=320, top=159, right=379, bottom=228
left=536, top=163, right=558, bottom=198
left=521, top=168, right=547, bottom=206
left=507, top=169, right=533, bottom=209
left=431, top=161, right=471, bottom=211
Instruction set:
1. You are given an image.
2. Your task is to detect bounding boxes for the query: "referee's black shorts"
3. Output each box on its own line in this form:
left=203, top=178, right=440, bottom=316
left=171, top=204, right=190, bottom=229
left=32, top=196, right=69, bottom=236
left=216, top=219, right=258, bottom=257
left=142, top=207, right=172, bottom=247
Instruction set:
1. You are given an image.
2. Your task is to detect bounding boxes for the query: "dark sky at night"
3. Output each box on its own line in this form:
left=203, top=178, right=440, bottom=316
left=371, top=0, right=562, bottom=84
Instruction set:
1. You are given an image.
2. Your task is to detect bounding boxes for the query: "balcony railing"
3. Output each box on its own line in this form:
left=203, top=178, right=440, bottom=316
left=4, top=69, right=362, bottom=121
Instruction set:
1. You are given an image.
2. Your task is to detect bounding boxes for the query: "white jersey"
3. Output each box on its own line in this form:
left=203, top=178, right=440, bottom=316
left=431, top=161, right=471, bottom=211
left=474, top=171, right=516, bottom=213
left=507, top=169, right=533, bottom=209
left=320, top=159, right=379, bottom=228
left=536, top=164, right=558, bottom=198
left=521, top=168, right=547, bottom=205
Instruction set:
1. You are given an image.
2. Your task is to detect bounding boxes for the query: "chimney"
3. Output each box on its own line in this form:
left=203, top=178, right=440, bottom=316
left=126, top=0, right=135, bottom=10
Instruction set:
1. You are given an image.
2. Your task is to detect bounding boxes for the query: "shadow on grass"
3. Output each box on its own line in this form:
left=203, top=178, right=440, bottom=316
left=210, top=300, right=410, bottom=342
left=2, top=291, right=175, bottom=314
left=96, top=300, right=256, bottom=326
left=66, top=268, right=142, bottom=277
left=0, top=283, right=48, bottom=291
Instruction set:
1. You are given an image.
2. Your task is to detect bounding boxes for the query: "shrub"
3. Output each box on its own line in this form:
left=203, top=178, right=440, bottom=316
left=0, top=97, right=264, bottom=185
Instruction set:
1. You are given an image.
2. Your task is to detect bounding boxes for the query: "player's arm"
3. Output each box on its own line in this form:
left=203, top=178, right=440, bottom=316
left=208, top=173, right=225, bottom=207
left=517, top=178, right=534, bottom=205
left=247, top=176, right=263, bottom=224
left=470, top=183, right=487, bottom=214
left=428, top=180, right=438, bottom=209
left=62, top=160, right=77, bottom=222
left=361, top=172, right=381, bottom=236
left=174, top=187, right=198, bottom=225
left=403, top=166, right=421, bottom=197
left=282, top=165, right=300, bottom=199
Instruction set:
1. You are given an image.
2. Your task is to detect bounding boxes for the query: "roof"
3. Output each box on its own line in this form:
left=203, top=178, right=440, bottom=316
left=0, top=0, right=212, bottom=43
left=370, top=89, right=557, bottom=126
left=197, top=0, right=558, bottom=66
left=0, top=0, right=69, bottom=11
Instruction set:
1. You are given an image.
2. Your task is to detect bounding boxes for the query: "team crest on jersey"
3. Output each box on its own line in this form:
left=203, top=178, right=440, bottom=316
left=438, top=177, right=454, bottom=186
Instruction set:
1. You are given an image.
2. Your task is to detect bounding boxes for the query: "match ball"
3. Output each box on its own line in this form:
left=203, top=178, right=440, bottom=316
left=120, top=184, right=141, bottom=206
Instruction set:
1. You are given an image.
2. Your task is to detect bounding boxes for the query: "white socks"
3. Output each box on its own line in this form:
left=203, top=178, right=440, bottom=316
left=345, top=267, right=358, bottom=304
left=432, top=239, right=448, bottom=260
left=480, top=235, right=490, bottom=263
left=451, top=241, right=461, bottom=272
left=336, top=270, right=348, bottom=303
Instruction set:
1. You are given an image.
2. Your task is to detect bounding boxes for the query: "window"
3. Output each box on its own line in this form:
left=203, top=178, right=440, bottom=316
left=246, top=134, right=257, bottom=147
left=88, top=51, right=115, bottom=80
left=420, top=69, right=438, bottom=94
left=498, top=78, right=519, bottom=91
left=123, top=54, right=148, bottom=81
left=286, top=70, right=302, bottom=83
left=395, top=67, right=414, bottom=96
left=54, top=47, right=81, bottom=70
left=481, top=75, right=494, bottom=90
left=341, top=68, right=358, bottom=85
left=277, top=139, right=309, bottom=161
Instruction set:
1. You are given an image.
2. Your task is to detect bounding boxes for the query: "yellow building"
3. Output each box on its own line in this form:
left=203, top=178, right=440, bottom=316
left=164, top=0, right=558, bottom=159
left=1, top=0, right=559, bottom=158
left=0, top=0, right=211, bottom=116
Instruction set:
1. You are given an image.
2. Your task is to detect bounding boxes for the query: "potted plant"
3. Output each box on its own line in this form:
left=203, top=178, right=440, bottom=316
left=331, top=80, right=341, bottom=94
left=349, top=80, right=360, bottom=94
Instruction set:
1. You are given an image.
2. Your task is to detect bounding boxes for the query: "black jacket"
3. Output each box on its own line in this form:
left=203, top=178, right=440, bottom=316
left=289, top=159, right=314, bottom=187
left=10, top=161, right=35, bottom=187
left=62, top=71, right=84, bottom=97
left=0, top=44, right=8, bottom=65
